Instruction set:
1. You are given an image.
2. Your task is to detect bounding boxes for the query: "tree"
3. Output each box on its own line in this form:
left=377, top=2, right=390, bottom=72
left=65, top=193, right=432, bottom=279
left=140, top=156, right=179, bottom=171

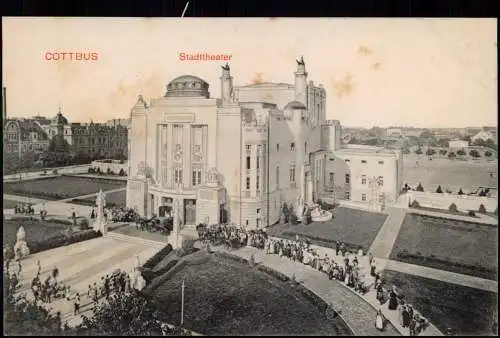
left=119, top=168, right=126, bottom=176
left=484, top=151, right=493, bottom=157
left=448, top=203, right=458, bottom=212
left=436, top=185, right=443, bottom=193
left=469, top=149, right=481, bottom=158
left=478, top=204, right=487, bottom=214
left=420, top=130, right=433, bottom=139
left=439, top=149, right=448, bottom=156
left=426, top=148, right=436, bottom=156
left=468, top=210, right=476, bottom=217
left=303, top=209, right=312, bottom=225
left=416, top=183, right=424, bottom=192
left=448, top=152, right=456, bottom=159
left=415, top=148, right=423, bottom=155
left=457, top=149, right=466, bottom=156
left=410, top=200, right=420, bottom=208
left=458, top=188, right=464, bottom=195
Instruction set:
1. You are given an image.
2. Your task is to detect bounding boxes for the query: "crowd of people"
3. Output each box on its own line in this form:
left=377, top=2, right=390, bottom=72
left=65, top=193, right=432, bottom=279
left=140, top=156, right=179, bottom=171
left=196, top=223, right=268, bottom=250
left=13, top=202, right=35, bottom=215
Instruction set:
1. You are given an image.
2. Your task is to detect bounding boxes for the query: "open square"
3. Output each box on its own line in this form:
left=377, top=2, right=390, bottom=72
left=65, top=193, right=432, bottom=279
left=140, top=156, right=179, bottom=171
left=268, top=207, right=388, bottom=252
left=390, top=213, right=498, bottom=280
left=3, top=176, right=126, bottom=200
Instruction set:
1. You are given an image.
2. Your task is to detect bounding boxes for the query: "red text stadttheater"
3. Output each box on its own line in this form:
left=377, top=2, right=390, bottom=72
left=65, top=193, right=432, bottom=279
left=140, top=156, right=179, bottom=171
left=44, top=52, right=99, bottom=61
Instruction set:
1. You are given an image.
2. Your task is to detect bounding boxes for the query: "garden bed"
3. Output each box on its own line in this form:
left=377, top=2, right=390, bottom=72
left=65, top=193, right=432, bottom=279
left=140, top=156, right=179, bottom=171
left=390, top=213, right=498, bottom=280
left=410, top=205, right=479, bottom=218
left=148, top=251, right=352, bottom=336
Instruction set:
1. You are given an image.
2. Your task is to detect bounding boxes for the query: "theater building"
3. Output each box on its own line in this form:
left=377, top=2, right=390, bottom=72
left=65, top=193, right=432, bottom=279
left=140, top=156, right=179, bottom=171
left=126, top=59, right=403, bottom=231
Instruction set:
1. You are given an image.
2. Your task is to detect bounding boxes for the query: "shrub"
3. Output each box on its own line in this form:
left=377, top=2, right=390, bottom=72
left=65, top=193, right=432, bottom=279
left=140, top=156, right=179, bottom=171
left=484, top=151, right=492, bottom=157
left=458, top=188, right=464, bottom=195
left=29, top=230, right=102, bottom=254
left=436, top=185, right=443, bottom=193
left=410, top=200, right=420, bottom=208
left=468, top=210, right=476, bottom=217
left=416, top=183, right=424, bottom=192
left=79, top=218, right=90, bottom=230
left=119, top=168, right=125, bottom=176
left=478, top=204, right=487, bottom=214
left=142, top=244, right=173, bottom=270
left=448, top=203, right=458, bottom=212
left=415, top=148, right=423, bottom=155
left=448, top=152, right=456, bottom=158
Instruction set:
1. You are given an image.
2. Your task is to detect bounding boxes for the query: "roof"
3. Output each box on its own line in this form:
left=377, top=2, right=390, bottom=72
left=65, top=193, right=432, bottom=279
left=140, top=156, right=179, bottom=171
left=6, top=119, right=50, bottom=141
left=284, top=100, right=307, bottom=110
left=169, top=75, right=208, bottom=85
left=51, top=112, right=69, bottom=125
left=165, top=75, right=210, bottom=98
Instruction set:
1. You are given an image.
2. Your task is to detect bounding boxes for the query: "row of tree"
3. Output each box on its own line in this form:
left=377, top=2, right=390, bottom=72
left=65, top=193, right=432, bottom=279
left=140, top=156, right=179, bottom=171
left=414, top=148, right=493, bottom=158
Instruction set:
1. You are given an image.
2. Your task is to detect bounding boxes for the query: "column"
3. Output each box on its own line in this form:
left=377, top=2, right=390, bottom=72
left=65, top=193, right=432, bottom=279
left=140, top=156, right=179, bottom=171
left=162, top=125, right=168, bottom=186
left=183, top=124, right=191, bottom=189
left=251, top=144, right=257, bottom=197
left=166, top=124, right=173, bottom=188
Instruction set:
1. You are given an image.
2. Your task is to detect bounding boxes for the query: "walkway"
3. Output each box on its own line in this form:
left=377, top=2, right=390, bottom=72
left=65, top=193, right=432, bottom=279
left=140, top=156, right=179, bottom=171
left=3, top=194, right=51, bottom=205
left=58, top=187, right=126, bottom=203
left=369, top=207, right=407, bottom=261
left=11, top=236, right=161, bottom=327
left=380, top=259, right=498, bottom=293
left=202, top=243, right=442, bottom=336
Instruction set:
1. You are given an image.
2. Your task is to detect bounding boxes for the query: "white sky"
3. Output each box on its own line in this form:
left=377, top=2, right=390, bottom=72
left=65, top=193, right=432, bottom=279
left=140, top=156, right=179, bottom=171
left=2, top=17, right=497, bottom=128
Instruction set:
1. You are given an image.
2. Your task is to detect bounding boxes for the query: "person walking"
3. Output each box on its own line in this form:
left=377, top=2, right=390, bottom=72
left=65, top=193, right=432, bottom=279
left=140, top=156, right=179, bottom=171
left=73, top=293, right=81, bottom=315
left=375, top=308, right=386, bottom=331
left=36, top=260, right=42, bottom=276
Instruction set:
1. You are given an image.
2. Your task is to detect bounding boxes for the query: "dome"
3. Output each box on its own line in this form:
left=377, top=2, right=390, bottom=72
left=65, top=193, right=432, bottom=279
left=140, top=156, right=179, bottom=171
left=51, top=112, right=69, bottom=125
left=165, top=75, right=210, bottom=98
left=284, top=100, right=307, bottom=110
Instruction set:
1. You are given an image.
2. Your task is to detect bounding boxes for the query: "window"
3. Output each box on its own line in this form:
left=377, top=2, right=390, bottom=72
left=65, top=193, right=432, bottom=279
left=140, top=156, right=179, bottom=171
left=362, top=175, right=367, bottom=185
left=304, top=142, right=308, bottom=155
left=361, top=160, right=367, bottom=164
left=329, top=172, right=334, bottom=186
left=276, top=166, right=280, bottom=188
left=362, top=193, right=367, bottom=201
left=246, top=144, right=251, bottom=151
left=256, top=176, right=260, bottom=190
left=192, top=168, right=202, bottom=186
left=378, top=160, right=384, bottom=165
left=246, top=177, right=251, bottom=190
left=344, top=191, right=350, bottom=200
left=256, top=208, right=261, bottom=214
left=289, top=164, right=296, bottom=182
left=246, top=156, right=251, bottom=170
left=345, top=174, right=350, bottom=184
left=378, top=176, right=384, bottom=186
left=276, top=143, right=280, bottom=152
left=379, top=194, right=385, bottom=203
left=174, top=168, right=183, bottom=184
left=256, top=218, right=261, bottom=227
left=256, top=155, right=260, bottom=169
left=290, top=142, right=296, bottom=151
left=345, top=159, right=350, bottom=163
left=246, top=220, right=249, bottom=226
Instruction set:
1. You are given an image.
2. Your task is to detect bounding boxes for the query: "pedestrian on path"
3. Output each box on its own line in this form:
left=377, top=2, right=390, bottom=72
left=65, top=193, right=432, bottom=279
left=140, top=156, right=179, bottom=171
left=375, top=308, right=386, bottom=331
left=73, top=293, right=81, bottom=315
left=36, top=260, right=41, bottom=276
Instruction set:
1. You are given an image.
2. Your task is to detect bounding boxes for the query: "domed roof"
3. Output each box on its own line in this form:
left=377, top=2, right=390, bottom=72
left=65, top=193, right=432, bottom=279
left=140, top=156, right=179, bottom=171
left=51, top=112, right=69, bottom=125
left=165, top=75, right=210, bottom=98
left=284, top=100, right=307, bottom=110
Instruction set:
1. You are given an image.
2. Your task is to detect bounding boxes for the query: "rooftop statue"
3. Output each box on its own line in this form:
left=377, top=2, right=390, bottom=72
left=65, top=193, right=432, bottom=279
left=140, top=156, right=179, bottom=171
left=296, top=56, right=305, bottom=66
left=222, top=63, right=230, bottom=71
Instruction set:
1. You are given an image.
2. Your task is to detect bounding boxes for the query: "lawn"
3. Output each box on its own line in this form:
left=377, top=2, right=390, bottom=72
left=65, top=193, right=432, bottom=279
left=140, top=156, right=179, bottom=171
left=382, top=270, right=498, bottom=336
left=72, top=190, right=127, bottom=208
left=390, top=213, right=498, bottom=280
left=3, top=176, right=126, bottom=200
left=149, top=251, right=351, bottom=336
left=3, top=199, right=20, bottom=209
left=3, top=218, right=71, bottom=248
left=267, top=206, right=388, bottom=252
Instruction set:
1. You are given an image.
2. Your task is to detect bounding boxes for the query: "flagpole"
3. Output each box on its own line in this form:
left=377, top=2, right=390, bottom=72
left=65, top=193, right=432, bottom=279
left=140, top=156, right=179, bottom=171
left=181, top=280, right=185, bottom=326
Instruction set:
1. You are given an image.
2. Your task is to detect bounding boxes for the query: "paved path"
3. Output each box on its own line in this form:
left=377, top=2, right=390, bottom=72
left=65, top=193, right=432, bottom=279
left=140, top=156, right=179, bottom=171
left=380, top=259, right=498, bottom=293
left=3, top=194, right=51, bottom=205
left=203, top=243, right=443, bottom=336
left=369, top=207, right=407, bottom=260
left=58, top=187, right=126, bottom=203
left=10, top=236, right=161, bottom=327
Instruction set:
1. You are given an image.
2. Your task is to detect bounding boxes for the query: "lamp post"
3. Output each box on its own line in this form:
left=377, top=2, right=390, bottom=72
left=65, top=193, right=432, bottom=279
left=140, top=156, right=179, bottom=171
left=180, top=280, right=185, bottom=326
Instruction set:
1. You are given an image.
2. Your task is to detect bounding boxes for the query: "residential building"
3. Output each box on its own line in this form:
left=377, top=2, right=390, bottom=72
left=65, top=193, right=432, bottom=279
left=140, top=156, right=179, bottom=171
left=448, top=139, right=469, bottom=150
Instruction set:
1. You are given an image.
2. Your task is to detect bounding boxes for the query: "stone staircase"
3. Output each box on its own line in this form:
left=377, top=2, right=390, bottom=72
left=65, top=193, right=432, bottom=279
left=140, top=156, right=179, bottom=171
left=105, top=232, right=167, bottom=251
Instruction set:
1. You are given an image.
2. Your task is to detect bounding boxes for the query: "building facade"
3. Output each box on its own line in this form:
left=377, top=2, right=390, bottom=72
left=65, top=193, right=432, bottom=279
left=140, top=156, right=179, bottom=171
left=448, top=139, right=469, bottom=150
left=3, top=118, right=50, bottom=160
left=126, top=59, right=402, bottom=231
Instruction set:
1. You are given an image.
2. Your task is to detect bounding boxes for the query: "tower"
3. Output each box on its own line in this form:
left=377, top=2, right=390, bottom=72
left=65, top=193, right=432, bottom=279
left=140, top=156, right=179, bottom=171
left=220, top=63, right=234, bottom=106
left=294, top=56, right=308, bottom=106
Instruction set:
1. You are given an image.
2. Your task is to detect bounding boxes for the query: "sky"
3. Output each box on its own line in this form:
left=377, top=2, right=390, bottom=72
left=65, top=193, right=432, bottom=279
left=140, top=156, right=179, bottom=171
left=2, top=17, right=497, bottom=128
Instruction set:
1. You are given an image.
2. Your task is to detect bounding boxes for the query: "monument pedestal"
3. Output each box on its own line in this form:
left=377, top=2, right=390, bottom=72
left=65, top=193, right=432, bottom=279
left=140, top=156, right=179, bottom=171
left=197, top=185, right=226, bottom=225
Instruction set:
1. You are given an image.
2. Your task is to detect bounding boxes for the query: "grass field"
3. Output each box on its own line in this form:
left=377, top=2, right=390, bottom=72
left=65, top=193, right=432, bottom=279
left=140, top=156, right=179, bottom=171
left=3, top=218, right=70, bottom=248
left=403, top=155, right=497, bottom=192
left=150, top=251, right=351, bottom=336
left=3, top=176, right=126, bottom=200
left=390, top=213, right=498, bottom=280
left=3, top=199, right=20, bottom=209
left=267, top=206, right=387, bottom=252
left=383, top=270, right=498, bottom=336
left=73, top=190, right=126, bottom=208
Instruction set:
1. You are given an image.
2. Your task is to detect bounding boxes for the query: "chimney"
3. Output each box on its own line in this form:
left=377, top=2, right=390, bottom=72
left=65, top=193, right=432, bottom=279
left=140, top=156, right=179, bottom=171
left=2, top=87, right=6, bottom=121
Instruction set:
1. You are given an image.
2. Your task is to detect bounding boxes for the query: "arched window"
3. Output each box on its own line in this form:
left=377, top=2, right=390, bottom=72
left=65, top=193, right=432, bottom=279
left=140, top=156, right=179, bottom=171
left=276, top=166, right=280, bottom=188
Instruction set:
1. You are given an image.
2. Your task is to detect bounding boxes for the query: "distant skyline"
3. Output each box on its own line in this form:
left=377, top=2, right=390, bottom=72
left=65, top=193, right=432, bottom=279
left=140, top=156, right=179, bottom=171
left=2, top=17, right=497, bottom=128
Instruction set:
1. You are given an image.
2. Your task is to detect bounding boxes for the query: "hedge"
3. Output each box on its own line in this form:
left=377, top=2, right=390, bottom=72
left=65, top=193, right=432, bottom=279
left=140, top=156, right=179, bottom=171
left=257, top=265, right=290, bottom=282
left=214, top=251, right=249, bottom=265
left=9, top=216, right=72, bottom=225
left=142, top=244, right=174, bottom=270
left=29, top=229, right=102, bottom=254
